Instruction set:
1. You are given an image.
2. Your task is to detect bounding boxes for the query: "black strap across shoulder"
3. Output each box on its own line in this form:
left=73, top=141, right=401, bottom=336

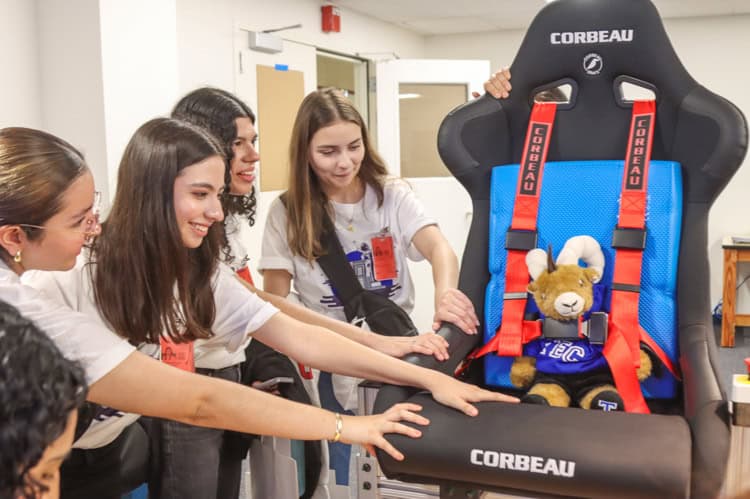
left=316, top=211, right=418, bottom=337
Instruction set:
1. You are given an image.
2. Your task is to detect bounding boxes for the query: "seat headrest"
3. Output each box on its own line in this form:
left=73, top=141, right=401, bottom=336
left=512, top=0, right=694, bottom=104
left=439, top=0, right=747, bottom=202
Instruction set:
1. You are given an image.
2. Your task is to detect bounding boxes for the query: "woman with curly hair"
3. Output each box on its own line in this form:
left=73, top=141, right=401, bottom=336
left=0, top=299, right=88, bottom=499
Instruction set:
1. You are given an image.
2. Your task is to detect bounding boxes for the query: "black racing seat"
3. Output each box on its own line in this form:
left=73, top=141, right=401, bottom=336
left=372, top=1, right=748, bottom=497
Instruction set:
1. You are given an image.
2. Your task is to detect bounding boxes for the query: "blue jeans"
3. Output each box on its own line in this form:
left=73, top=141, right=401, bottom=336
left=318, top=371, right=354, bottom=487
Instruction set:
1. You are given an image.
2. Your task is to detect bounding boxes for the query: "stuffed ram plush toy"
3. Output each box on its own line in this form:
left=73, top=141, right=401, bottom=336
left=509, top=236, right=653, bottom=411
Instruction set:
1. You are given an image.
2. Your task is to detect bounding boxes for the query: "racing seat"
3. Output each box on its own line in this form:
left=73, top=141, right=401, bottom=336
left=372, top=0, right=748, bottom=497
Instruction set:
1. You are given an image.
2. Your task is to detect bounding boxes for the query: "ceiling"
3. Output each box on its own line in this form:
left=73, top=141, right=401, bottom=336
left=330, top=0, right=750, bottom=35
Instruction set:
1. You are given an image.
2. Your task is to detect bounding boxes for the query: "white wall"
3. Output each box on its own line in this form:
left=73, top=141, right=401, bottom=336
left=99, top=0, right=180, bottom=198
left=0, top=0, right=42, bottom=129
left=175, top=0, right=425, bottom=93
left=37, top=0, right=110, bottom=202
left=424, top=15, right=750, bottom=312
left=174, top=0, right=426, bottom=287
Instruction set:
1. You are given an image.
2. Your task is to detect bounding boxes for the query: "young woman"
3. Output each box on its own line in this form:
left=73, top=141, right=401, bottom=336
left=172, top=87, right=450, bottom=358
left=7, top=123, right=514, bottom=497
left=259, top=88, right=481, bottom=487
left=0, top=300, right=87, bottom=499
left=171, top=87, right=455, bottom=499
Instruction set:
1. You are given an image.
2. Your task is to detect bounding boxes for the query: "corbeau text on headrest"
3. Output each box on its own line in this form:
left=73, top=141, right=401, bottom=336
left=550, top=29, right=634, bottom=45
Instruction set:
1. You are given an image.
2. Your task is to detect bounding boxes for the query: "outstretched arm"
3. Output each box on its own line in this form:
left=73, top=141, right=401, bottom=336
left=87, top=351, right=427, bottom=460
left=252, top=312, right=518, bottom=416
left=257, top=270, right=449, bottom=360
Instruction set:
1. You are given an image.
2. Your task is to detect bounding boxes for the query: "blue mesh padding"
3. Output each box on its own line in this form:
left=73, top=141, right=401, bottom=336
left=484, top=160, right=682, bottom=398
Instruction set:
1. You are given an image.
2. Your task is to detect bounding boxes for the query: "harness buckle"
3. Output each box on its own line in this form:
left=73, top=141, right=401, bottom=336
left=612, top=227, right=647, bottom=249
left=505, top=229, right=538, bottom=251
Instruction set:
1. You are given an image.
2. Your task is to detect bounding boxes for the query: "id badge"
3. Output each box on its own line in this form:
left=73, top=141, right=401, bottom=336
left=160, top=337, right=195, bottom=372
left=371, top=234, right=397, bottom=281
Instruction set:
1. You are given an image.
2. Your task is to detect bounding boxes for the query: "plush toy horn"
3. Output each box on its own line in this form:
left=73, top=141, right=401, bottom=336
left=546, top=244, right=556, bottom=273
left=555, top=235, right=605, bottom=282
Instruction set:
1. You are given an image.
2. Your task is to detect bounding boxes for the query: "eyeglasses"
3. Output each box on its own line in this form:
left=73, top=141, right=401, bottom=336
left=19, top=191, right=102, bottom=244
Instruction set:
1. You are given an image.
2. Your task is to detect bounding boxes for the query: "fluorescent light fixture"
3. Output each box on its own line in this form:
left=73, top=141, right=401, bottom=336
left=398, top=93, right=422, bottom=100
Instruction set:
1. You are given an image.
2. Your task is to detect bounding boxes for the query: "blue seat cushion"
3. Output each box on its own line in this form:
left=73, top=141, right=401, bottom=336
left=484, top=160, right=682, bottom=398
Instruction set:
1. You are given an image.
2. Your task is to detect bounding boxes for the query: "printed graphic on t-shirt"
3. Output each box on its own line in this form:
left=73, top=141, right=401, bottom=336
left=320, top=241, right=401, bottom=309
left=93, top=406, right=126, bottom=422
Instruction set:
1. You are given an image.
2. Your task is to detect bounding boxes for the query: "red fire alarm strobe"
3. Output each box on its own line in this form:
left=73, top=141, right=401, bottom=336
left=322, top=5, right=341, bottom=33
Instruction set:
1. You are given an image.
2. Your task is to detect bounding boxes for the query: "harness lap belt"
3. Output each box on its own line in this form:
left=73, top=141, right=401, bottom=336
left=473, top=100, right=679, bottom=413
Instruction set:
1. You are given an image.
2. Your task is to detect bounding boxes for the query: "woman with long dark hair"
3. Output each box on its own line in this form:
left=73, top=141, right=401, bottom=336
left=14, top=121, right=514, bottom=498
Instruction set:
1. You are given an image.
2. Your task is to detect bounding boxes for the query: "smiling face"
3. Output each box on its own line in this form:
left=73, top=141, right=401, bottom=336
left=308, top=120, right=365, bottom=199
left=228, top=117, right=259, bottom=196
left=25, top=410, right=77, bottom=499
left=21, top=171, right=99, bottom=271
left=173, top=155, right=226, bottom=248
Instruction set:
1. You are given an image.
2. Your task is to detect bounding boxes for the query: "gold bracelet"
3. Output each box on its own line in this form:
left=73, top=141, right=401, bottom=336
left=331, top=412, right=343, bottom=443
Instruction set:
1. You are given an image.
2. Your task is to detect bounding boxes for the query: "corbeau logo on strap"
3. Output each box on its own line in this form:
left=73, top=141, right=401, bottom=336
left=470, top=449, right=576, bottom=477
left=550, top=29, right=634, bottom=45
left=625, top=115, right=652, bottom=190
left=519, top=123, right=549, bottom=195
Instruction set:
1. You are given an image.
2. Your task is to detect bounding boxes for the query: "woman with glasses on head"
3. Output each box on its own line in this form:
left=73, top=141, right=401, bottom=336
left=9, top=123, right=514, bottom=498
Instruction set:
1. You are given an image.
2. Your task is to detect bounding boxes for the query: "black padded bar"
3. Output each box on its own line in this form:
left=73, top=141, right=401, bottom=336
left=375, top=392, right=691, bottom=499
left=612, top=227, right=647, bottom=249
left=505, top=229, right=538, bottom=251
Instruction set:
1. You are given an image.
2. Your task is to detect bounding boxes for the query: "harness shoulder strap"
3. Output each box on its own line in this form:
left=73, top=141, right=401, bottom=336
left=484, top=102, right=557, bottom=357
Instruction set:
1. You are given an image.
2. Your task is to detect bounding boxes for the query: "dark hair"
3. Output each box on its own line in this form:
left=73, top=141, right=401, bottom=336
left=172, top=87, right=257, bottom=223
left=285, top=88, right=388, bottom=260
left=172, top=88, right=259, bottom=267
left=0, top=300, right=87, bottom=498
left=0, top=127, right=88, bottom=265
left=90, top=118, right=225, bottom=344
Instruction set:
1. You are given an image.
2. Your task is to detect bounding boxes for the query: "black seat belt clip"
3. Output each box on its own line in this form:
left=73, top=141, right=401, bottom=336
left=612, top=227, right=647, bottom=249
left=506, top=229, right=538, bottom=251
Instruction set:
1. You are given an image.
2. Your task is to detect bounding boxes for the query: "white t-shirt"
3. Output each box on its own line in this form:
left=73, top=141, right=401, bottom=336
left=0, top=261, right=135, bottom=448
left=258, top=179, right=435, bottom=410
left=259, top=179, right=435, bottom=322
left=23, top=260, right=279, bottom=449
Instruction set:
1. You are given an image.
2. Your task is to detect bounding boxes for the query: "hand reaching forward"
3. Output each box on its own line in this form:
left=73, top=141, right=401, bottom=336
left=428, top=374, right=519, bottom=417
left=433, top=288, right=480, bottom=335
left=372, top=332, right=451, bottom=361
left=341, top=403, right=429, bottom=461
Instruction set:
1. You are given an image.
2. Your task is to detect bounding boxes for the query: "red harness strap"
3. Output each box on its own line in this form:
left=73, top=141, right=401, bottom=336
left=467, top=100, right=681, bottom=411
left=605, top=100, right=659, bottom=413
left=478, top=102, right=557, bottom=358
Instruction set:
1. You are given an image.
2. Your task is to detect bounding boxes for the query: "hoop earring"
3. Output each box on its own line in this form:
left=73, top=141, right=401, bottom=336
left=13, top=250, right=21, bottom=264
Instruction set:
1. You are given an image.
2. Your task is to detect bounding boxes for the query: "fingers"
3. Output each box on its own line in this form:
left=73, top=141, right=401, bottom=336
left=467, top=386, right=520, bottom=404
left=374, top=435, right=405, bottom=461
left=384, top=403, right=429, bottom=427
left=484, top=67, right=512, bottom=99
left=410, top=333, right=450, bottom=361
left=392, top=407, right=430, bottom=427
left=460, top=401, right=479, bottom=417
left=434, top=289, right=479, bottom=335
